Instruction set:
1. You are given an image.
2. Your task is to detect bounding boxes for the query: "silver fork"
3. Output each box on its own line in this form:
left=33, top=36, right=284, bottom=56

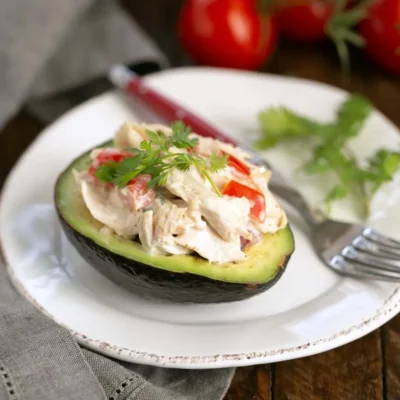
left=245, top=145, right=400, bottom=282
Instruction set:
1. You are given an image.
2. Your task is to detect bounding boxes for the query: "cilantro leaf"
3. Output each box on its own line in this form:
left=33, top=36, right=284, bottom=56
left=174, top=154, right=193, bottom=171
left=255, top=94, right=391, bottom=219
left=325, top=184, right=348, bottom=214
left=93, top=121, right=227, bottom=197
left=326, top=185, right=348, bottom=202
left=334, top=94, right=372, bottom=141
left=209, top=152, right=228, bottom=172
left=365, top=149, right=400, bottom=194
left=112, top=153, right=145, bottom=187
left=255, top=107, right=326, bottom=149
left=170, top=120, right=199, bottom=149
left=126, top=148, right=144, bottom=154
left=302, top=157, right=331, bottom=174
left=146, top=130, right=167, bottom=149
left=95, top=161, right=119, bottom=182
left=140, top=140, right=153, bottom=151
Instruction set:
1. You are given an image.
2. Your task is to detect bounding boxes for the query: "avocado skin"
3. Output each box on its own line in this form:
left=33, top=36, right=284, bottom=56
left=59, top=214, right=292, bottom=304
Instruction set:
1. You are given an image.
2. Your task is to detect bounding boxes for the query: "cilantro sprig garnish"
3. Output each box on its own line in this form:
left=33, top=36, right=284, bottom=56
left=256, top=94, right=400, bottom=218
left=95, top=121, right=228, bottom=196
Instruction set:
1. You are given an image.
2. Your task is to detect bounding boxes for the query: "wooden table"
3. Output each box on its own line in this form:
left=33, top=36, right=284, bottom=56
left=1, top=1, right=399, bottom=398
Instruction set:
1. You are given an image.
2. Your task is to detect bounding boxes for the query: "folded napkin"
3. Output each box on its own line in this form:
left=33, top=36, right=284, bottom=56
left=0, top=0, right=169, bottom=127
left=0, top=1, right=235, bottom=399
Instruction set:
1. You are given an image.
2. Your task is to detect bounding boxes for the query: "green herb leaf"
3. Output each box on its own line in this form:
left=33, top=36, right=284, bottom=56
left=174, top=154, right=193, bottom=171
left=146, top=130, right=167, bottom=149
left=302, top=157, right=331, bottom=174
left=255, top=94, right=397, bottom=219
left=335, top=94, right=372, bottom=140
left=126, top=147, right=144, bottom=154
left=255, top=107, right=326, bottom=149
left=170, top=121, right=199, bottom=149
left=112, top=153, right=145, bottom=187
left=95, top=161, right=119, bottom=182
left=326, top=184, right=348, bottom=202
left=325, top=184, right=348, bottom=213
left=94, top=121, right=227, bottom=197
left=209, top=152, right=229, bottom=172
left=140, top=140, right=153, bottom=151
left=365, top=149, right=400, bottom=194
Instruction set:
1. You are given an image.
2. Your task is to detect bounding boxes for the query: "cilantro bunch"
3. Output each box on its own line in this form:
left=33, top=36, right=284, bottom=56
left=95, top=121, right=228, bottom=196
left=255, top=94, right=400, bottom=218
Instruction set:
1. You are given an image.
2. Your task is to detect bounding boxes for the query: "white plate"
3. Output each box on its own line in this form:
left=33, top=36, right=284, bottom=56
left=1, top=67, right=399, bottom=369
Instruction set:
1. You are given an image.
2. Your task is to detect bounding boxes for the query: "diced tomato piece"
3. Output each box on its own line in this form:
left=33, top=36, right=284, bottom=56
left=89, top=148, right=132, bottom=177
left=228, top=157, right=250, bottom=175
left=88, top=165, right=97, bottom=176
left=224, top=152, right=251, bottom=176
left=126, top=174, right=155, bottom=211
left=223, top=180, right=265, bottom=222
left=96, top=149, right=132, bottom=164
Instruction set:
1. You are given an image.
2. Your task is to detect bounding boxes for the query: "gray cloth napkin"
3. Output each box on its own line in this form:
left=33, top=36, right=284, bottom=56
left=0, top=258, right=235, bottom=400
left=0, top=0, right=170, bottom=127
left=0, top=1, right=235, bottom=399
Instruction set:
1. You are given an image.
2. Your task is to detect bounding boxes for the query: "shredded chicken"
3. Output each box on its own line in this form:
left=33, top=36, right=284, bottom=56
left=151, top=199, right=192, bottom=255
left=78, top=122, right=288, bottom=264
left=251, top=171, right=288, bottom=233
left=80, top=179, right=141, bottom=238
left=138, top=210, right=154, bottom=253
left=165, top=167, right=250, bottom=242
left=193, top=134, right=252, bottom=161
left=115, top=122, right=172, bottom=149
left=175, top=225, right=245, bottom=264
left=114, top=122, right=146, bottom=149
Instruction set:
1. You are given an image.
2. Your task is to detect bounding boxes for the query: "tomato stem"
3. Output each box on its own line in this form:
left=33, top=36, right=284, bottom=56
left=257, top=0, right=274, bottom=14
left=325, top=0, right=374, bottom=75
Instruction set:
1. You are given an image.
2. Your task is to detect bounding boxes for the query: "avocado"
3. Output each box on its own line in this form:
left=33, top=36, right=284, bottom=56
left=54, top=141, right=295, bottom=303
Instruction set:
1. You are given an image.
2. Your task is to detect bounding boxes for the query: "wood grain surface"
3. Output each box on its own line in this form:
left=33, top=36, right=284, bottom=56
left=1, top=1, right=399, bottom=399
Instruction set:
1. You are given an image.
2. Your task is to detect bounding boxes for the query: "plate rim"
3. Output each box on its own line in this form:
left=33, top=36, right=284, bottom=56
left=3, top=246, right=399, bottom=368
left=1, top=67, right=400, bottom=369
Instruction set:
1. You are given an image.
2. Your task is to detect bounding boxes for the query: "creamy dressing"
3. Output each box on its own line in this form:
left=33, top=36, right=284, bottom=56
left=164, top=167, right=251, bottom=242
left=80, top=179, right=142, bottom=238
left=76, top=122, right=288, bottom=264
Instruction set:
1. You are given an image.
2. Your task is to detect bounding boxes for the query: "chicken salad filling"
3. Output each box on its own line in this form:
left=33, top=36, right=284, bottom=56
left=74, top=121, right=287, bottom=264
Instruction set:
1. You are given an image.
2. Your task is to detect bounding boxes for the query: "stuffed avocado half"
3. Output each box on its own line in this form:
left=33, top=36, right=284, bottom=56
left=55, top=121, right=295, bottom=303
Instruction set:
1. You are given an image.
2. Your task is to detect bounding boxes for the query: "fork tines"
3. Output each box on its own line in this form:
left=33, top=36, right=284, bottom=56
left=331, top=228, right=400, bottom=282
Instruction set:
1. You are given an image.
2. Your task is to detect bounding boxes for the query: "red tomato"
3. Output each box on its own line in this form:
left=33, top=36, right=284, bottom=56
left=276, top=0, right=334, bottom=42
left=88, top=151, right=155, bottom=209
left=126, top=174, right=155, bottom=211
left=96, top=149, right=132, bottom=164
left=223, top=180, right=265, bottom=222
left=222, top=151, right=251, bottom=176
left=358, top=0, right=400, bottom=74
left=89, top=148, right=132, bottom=176
left=177, top=0, right=278, bottom=70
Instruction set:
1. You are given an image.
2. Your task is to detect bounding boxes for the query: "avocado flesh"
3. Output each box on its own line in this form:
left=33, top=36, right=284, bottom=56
left=55, top=142, right=295, bottom=303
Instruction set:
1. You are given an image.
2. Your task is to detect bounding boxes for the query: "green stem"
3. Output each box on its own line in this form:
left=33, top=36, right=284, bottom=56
left=343, top=146, right=370, bottom=219
left=160, top=153, right=179, bottom=161
left=334, top=167, right=369, bottom=219
left=325, top=0, right=374, bottom=75
left=202, top=169, right=223, bottom=197
left=257, top=0, right=274, bottom=14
